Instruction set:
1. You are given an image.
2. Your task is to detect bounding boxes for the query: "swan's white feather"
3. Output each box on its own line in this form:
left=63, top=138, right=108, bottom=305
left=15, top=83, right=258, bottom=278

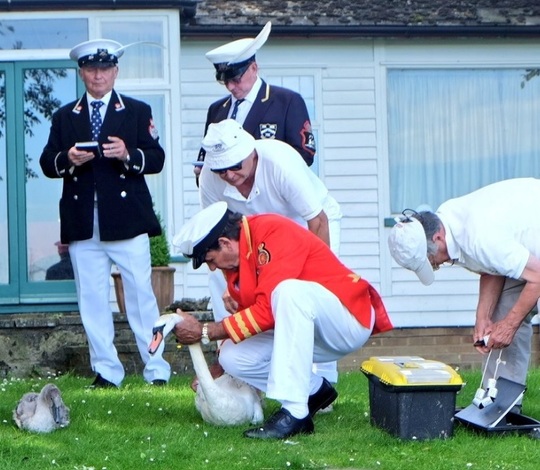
left=151, top=313, right=264, bottom=426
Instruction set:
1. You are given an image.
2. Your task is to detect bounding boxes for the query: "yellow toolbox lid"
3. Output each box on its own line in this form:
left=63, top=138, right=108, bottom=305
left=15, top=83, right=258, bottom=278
left=360, top=356, right=463, bottom=387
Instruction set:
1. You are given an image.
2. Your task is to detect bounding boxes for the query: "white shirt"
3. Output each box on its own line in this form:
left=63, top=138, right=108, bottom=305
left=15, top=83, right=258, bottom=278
left=437, top=178, right=540, bottom=279
left=228, top=77, right=262, bottom=125
left=199, top=139, right=341, bottom=226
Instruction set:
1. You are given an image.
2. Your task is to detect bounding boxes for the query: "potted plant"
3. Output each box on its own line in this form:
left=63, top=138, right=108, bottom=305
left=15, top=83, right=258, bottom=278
left=112, top=211, right=176, bottom=313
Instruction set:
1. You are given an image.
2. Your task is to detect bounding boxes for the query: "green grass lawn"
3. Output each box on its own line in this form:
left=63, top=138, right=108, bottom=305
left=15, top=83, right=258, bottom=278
left=1, top=368, right=539, bottom=470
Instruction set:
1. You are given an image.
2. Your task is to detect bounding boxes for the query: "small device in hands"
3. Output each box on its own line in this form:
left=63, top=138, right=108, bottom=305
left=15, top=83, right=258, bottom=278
left=76, top=141, right=101, bottom=158
left=473, top=335, right=490, bottom=347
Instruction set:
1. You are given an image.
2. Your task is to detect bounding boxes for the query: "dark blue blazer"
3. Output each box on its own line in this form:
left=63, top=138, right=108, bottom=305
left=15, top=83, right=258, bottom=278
left=40, top=90, right=164, bottom=243
left=199, top=80, right=316, bottom=166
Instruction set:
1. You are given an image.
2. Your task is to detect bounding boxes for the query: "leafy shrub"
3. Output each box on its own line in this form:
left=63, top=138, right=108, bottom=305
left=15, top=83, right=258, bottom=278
left=150, top=211, right=171, bottom=266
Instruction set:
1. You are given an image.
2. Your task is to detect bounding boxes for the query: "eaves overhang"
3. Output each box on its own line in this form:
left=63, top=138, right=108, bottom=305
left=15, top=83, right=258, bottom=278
left=180, top=24, right=540, bottom=40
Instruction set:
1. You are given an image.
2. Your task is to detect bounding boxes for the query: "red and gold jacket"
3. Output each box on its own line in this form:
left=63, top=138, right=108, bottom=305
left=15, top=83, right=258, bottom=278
left=222, top=214, right=393, bottom=343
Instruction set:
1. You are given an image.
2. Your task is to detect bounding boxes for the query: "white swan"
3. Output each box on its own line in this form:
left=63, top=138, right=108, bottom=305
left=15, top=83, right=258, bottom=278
left=148, top=313, right=264, bottom=426
left=13, top=383, right=70, bottom=433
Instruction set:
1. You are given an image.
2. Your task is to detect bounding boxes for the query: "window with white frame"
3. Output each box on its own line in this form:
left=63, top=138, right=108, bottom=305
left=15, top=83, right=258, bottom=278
left=387, top=68, right=540, bottom=213
left=100, top=17, right=172, bottom=215
left=100, top=19, right=166, bottom=80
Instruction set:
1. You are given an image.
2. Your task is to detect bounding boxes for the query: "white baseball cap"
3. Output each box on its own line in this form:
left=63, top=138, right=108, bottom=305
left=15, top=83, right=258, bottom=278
left=205, top=22, right=272, bottom=81
left=201, top=119, right=255, bottom=171
left=387, top=218, right=435, bottom=285
left=172, top=202, right=230, bottom=269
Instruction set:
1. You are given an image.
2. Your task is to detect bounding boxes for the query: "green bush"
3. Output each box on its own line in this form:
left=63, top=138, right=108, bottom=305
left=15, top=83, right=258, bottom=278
left=150, top=211, right=171, bottom=267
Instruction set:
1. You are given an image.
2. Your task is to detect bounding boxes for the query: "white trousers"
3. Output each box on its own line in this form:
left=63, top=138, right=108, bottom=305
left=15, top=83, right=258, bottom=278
left=482, top=278, right=533, bottom=388
left=210, top=217, right=342, bottom=383
left=69, top=206, right=170, bottom=385
left=218, top=279, right=372, bottom=412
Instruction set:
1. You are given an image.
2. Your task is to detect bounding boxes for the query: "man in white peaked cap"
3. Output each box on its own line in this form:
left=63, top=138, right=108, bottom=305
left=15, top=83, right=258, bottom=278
left=198, top=119, right=342, bottom=394
left=387, top=178, right=540, bottom=407
left=40, top=38, right=171, bottom=388
left=194, top=21, right=316, bottom=180
left=170, top=202, right=392, bottom=439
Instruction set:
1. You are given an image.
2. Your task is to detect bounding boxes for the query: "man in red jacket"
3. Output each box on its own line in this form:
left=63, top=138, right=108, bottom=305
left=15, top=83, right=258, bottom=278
left=172, top=202, right=393, bottom=439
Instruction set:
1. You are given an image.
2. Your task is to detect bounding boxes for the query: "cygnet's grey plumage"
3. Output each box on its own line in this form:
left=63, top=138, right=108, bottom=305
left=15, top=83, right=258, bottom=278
left=13, top=383, right=70, bottom=433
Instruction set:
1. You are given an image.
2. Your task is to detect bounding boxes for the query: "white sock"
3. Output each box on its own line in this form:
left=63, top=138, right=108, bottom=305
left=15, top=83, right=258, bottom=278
left=310, top=376, right=324, bottom=395
left=281, top=401, right=308, bottom=419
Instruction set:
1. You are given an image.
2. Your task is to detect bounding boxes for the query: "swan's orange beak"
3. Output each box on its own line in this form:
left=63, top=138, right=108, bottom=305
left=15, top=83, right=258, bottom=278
left=148, top=326, right=164, bottom=355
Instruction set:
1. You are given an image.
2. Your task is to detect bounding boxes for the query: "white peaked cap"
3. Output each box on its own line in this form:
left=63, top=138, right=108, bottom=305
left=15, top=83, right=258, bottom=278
left=205, top=21, right=272, bottom=66
left=69, top=39, right=124, bottom=67
left=172, top=202, right=230, bottom=269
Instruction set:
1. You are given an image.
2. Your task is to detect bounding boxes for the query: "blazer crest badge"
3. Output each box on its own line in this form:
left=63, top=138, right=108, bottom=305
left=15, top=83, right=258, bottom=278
left=259, top=123, right=277, bottom=139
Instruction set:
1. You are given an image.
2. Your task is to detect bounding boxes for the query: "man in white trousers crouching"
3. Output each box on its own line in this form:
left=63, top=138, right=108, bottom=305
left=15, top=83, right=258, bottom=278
left=171, top=202, right=393, bottom=439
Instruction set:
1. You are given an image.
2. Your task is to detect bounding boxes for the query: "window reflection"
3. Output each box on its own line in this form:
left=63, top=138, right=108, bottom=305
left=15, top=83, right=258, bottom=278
left=24, top=68, right=77, bottom=281
left=0, top=19, right=87, bottom=49
left=45, top=242, right=74, bottom=281
left=0, top=71, right=7, bottom=284
left=101, top=21, right=164, bottom=79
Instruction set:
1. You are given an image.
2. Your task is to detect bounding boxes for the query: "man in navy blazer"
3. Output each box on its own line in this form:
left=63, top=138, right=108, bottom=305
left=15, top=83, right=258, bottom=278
left=194, top=22, right=316, bottom=175
left=40, top=39, right=170, bottom=389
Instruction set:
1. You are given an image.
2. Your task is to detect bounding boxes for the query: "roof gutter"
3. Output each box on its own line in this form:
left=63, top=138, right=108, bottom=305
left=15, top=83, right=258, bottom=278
left=181, top=24, right=540, bottom=39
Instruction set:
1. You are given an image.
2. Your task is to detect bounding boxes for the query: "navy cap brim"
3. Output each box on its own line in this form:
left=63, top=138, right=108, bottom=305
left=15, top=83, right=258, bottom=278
left=214, top=57, right=254, bottom=82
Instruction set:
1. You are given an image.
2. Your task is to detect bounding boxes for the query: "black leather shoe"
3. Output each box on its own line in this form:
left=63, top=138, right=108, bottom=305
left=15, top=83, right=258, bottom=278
left=308, top=378, right=338, bottom=416
left=89, top=374, right=117, bottom=389
left=151, top=379, right=167, bottom=386
left=243, top=408, right=314, bottom=439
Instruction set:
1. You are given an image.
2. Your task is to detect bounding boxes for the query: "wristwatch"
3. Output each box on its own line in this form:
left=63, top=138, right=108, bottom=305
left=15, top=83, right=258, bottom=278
left=201, top=323, right=210, bottom=345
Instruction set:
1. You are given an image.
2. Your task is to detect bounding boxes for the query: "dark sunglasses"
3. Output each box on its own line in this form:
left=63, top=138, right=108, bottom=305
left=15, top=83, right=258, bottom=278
left=217, top=66, right=250, bottom=86
left=210, top=160, right=243, bottom=175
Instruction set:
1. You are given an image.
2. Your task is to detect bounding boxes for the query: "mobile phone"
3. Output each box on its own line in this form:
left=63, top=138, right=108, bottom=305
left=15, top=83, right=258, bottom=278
left=76, top=141, right=101, bottom=158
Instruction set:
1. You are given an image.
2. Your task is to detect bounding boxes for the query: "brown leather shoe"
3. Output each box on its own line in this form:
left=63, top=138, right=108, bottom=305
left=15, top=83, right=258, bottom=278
left=243, top=408, right=314, bottom=439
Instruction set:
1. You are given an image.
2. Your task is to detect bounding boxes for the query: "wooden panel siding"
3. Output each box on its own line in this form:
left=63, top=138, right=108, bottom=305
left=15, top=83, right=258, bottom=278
left=171, top=36, right=540, bottom=332
left=174, top=40, right=382, bottom=301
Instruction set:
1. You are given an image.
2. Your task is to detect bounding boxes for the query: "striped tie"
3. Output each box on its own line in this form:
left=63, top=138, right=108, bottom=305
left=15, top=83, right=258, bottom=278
left=230, top=99, right=244, bottom=120
left=90, top=100, right=104, bottom=141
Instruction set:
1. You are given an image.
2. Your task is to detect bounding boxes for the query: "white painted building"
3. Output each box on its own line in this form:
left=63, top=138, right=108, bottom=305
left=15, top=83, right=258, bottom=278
left=1, top=2, right=539, bottom=330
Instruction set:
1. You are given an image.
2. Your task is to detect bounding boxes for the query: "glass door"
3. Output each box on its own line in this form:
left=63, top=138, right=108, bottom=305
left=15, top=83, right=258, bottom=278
left=0, top=66, right=11, bottom=291
left=0, top=60, right=81, bottom=310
